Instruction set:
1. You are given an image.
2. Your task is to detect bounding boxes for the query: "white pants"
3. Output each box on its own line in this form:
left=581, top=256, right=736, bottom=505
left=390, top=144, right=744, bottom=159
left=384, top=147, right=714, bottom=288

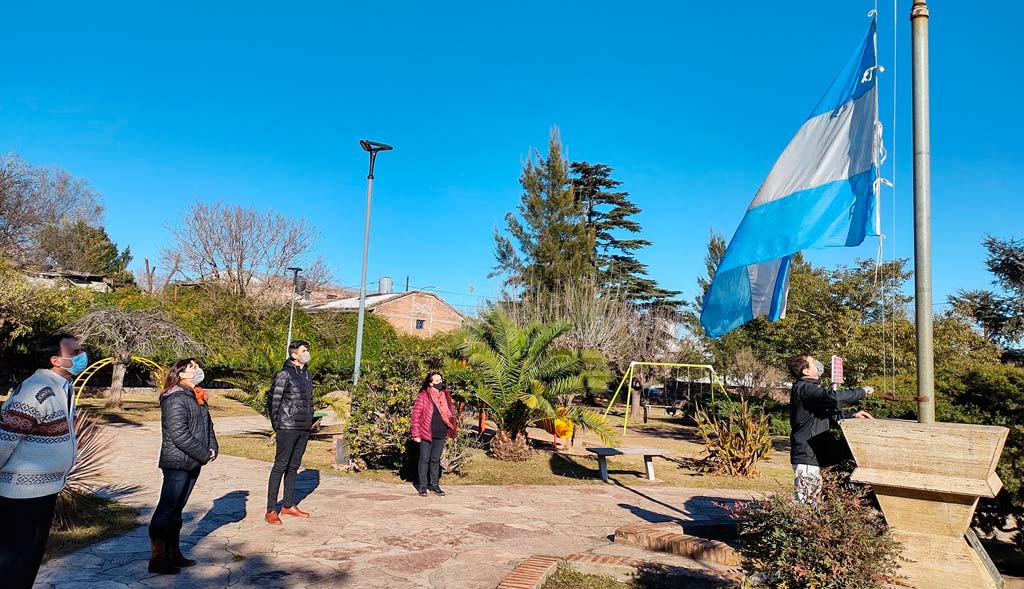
left=793, top=464, right=822, bottom=504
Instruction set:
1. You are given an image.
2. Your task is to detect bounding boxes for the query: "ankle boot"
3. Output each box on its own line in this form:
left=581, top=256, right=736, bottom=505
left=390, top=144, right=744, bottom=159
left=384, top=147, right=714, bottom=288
left=148, top=530, right=181, bottom=575
left=170, top=521, right=197, bottom=567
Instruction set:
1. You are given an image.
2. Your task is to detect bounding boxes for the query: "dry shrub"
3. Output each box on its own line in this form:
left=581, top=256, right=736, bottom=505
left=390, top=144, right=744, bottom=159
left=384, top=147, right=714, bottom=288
left=55, top=409, right=112, bottom=530
left=694, top=400, right=773, bottom=477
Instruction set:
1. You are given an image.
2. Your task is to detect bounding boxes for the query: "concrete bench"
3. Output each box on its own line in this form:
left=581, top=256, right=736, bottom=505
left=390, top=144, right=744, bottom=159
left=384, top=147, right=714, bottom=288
left=585, top=447, right=672, bottom=483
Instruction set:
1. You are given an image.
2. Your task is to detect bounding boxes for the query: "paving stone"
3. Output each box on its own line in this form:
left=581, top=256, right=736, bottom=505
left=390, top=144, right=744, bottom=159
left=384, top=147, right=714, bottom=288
left=36, top=416, right=754, bottom=589
left=369, top=549, right=455, bottom=574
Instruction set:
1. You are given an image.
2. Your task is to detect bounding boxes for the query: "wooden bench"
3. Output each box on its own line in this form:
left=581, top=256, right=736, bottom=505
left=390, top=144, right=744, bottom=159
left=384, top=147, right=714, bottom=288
left=585, top=447, right=672, bottom=483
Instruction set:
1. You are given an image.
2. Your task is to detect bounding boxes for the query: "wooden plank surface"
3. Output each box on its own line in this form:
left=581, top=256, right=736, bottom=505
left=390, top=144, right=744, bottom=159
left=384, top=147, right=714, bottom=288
left=841, top=419, right=1007, bottom=484
left=585, top=447, right=671, bottom=456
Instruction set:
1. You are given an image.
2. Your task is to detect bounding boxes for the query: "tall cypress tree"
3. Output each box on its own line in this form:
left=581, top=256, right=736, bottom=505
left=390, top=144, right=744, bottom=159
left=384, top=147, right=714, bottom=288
left=570, top=161, right=678, bottom=303
left=491, top=128, right=594, bottom=297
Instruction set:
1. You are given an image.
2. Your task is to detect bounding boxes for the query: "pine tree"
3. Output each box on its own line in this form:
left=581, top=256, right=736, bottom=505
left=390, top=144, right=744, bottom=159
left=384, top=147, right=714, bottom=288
left=570, top=161, right=678, bottom=303
left=36, top=220, right=133, bottom=281
left=951, top=235, right=1024, bottom=346
left=491, top=128, right=594, bottom=297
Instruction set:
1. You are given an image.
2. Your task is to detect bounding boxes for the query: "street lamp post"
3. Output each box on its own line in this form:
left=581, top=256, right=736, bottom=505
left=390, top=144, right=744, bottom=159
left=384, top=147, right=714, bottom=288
left=353, top=139, right=393, bottom=386
left=285, top=267, right=303, bottom=357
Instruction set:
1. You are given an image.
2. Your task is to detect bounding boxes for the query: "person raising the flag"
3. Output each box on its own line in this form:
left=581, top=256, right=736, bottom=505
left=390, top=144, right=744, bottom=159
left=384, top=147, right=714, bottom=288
left=787, top=354, right=873, bottom=504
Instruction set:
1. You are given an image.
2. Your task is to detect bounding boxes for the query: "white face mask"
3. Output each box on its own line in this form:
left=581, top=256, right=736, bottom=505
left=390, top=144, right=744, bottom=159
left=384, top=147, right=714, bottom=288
left=189, top=368, right=205, bottom=385
left=297, top=351, right=311, bottom=364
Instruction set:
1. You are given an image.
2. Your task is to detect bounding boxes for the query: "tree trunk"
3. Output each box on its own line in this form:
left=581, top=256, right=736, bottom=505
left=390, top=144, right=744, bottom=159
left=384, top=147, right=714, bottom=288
left=105, top=360, right=128, bottom=409
left=489, top=429, right=531, bottom=462
left=630, top=379, right=643, bottom=424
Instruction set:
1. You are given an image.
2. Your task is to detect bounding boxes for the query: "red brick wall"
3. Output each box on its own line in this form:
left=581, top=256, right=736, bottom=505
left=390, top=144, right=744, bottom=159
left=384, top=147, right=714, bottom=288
left=373, top=292, right=464, bottom=337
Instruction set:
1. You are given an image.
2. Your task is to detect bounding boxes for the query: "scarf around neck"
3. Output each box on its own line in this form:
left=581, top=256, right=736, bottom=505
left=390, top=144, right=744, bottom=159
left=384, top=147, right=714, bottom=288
left=426, top=386, right=456, bottom=430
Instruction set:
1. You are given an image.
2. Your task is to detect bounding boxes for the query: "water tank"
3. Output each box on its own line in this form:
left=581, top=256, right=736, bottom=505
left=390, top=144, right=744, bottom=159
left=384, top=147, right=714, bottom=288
left=378, top=276, right=393, bottom=294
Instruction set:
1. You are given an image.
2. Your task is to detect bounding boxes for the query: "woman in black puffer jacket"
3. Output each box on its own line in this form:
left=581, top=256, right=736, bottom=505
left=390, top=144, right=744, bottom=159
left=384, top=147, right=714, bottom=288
left=148, top=358, right=218, bottom=575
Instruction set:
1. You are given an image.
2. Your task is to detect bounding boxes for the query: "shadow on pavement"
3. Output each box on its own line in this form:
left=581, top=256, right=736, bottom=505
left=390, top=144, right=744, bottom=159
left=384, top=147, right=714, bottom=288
left=294, top=469, right=320, bottom=505
left=187, top=490, right=249, bottom=543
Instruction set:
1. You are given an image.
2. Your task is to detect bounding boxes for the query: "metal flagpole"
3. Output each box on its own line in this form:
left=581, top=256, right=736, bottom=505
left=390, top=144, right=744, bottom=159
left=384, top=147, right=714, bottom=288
left=911, top=0, right=935, bottom=424
left=285, top=267, right=302, bottom=357
left=353, top=140, right=393, bottom=387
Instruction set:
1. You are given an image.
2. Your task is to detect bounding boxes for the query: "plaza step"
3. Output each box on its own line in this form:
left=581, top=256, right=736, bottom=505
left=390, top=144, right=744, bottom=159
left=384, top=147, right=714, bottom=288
left=613, top=521, right=741, bottom=566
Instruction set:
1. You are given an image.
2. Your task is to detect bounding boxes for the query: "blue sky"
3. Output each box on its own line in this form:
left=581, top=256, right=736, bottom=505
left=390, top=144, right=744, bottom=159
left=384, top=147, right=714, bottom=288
left=2, top=1, right=1020, bottom=316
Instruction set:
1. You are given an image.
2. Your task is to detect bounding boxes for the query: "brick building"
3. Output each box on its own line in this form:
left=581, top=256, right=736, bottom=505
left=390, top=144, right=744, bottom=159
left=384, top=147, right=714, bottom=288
left=304, top=289, right=466, bottom=337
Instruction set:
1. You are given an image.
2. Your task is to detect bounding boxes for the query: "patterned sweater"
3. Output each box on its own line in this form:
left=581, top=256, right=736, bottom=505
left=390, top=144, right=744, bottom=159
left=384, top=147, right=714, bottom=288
left=0, top=369, right=78, bottom=498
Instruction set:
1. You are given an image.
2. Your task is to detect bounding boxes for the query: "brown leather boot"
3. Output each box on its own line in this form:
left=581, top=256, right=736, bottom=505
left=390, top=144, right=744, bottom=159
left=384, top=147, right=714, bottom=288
left=280, top=505, right=310, bottom=518
left=148, top=530, right=181, bottom=575
left=265, top=510, right=283, bottom=525
left=170, top=521, right=197, bottom=567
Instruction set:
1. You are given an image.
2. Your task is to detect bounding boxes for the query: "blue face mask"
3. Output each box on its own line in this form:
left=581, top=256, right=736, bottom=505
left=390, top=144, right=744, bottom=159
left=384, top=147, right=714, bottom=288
left=814, top=360, right=825, bottom=378
left=62, top=352, right=89, bottom=376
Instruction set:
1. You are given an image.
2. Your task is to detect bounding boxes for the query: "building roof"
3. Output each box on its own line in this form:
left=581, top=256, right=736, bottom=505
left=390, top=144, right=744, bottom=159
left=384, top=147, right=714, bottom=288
left=302, top=290, right=466, bottom=319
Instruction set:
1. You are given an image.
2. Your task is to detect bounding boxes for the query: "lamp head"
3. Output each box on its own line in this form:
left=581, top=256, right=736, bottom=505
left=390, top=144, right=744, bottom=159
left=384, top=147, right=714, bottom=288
left=360, top=140, right=393, bottom=153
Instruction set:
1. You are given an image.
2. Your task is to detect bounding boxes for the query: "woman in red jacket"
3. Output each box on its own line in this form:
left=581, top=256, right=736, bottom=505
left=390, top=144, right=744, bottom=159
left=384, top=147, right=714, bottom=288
left=410, top=372, right=457, bottom=496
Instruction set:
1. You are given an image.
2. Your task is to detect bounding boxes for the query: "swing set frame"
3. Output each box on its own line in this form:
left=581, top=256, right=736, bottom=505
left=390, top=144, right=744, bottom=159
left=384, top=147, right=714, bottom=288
left=602, top=361, right=731, bottom=434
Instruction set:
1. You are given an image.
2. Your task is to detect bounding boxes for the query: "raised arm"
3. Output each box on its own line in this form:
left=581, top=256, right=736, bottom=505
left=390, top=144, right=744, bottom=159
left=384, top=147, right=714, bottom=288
left=800, top=380, right=870, bottom=412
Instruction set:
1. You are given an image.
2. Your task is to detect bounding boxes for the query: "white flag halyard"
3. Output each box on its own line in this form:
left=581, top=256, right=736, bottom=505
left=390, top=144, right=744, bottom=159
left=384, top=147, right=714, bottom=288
left=700, top=18, right=882, bottom=338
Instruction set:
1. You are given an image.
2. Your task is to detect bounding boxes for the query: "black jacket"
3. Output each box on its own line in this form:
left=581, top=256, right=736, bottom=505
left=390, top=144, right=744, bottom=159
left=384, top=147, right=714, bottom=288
left=158, top=385, right=218, bottom=471
left=789, top=378, right=866, bottom=467
left=268, top=361, right=314, bottom=431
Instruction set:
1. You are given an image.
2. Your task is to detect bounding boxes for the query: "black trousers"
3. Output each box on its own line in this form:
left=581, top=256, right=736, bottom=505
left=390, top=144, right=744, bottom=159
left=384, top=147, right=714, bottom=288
left=0, top=493, right=58, bottom=589
left=267, top=429, right=309, bottom=511
left=149, top=468, right=200, bottom=535
left=418, top=437, right=446, bottom=490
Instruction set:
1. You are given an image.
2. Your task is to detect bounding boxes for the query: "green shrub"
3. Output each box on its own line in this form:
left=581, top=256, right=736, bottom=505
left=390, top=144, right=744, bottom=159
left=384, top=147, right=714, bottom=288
left=734, top=473, right=904, bottom=589
left=0, top=267, right=93, bottom=370
left=768, top=412, right=791, bottom=437
left=344, top=335, right=456, bottom=470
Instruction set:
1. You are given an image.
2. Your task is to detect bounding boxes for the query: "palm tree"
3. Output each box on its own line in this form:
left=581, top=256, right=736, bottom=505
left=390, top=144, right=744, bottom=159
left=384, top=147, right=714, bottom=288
left=460, top=307, right=617, bottom=460
left=69, top=306, right=203, bottom=408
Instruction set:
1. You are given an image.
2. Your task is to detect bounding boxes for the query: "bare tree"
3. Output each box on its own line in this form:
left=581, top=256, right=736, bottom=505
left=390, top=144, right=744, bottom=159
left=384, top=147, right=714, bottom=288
left=160, top=200, right=329, bottom=298
left=68, top=307, right=204, bottom=408
left=727, top=347, right=785, bottom=398
left=505, top=278, right=685, bottom=372
left=0, top=152, right=104, bottom=262
left=0, top=153, right=35, bottom=258
left=139, top=258, right=157, bottom=294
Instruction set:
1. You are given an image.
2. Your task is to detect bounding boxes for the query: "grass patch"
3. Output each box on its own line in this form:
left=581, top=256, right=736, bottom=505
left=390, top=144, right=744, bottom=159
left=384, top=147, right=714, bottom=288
left=541, top=563, right=722, bottom=589
left=216, top=430, right=790, bottom=492
left=217, top=432, right=338, bottom=471
left=76, top=390, right=261, bottom=425
left=543, top=563, right=631, bottom=589
left=45, top=496, right=139, bottom=561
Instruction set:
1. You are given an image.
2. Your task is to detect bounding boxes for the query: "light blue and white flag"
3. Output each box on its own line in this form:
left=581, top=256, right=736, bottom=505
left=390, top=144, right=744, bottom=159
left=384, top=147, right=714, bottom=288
left=700, top=19, right=882, bottom=338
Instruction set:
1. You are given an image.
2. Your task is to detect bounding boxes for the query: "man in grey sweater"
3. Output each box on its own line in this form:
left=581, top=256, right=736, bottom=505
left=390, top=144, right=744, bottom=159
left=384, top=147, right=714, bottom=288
left=0, top=332, right=86, bottom=589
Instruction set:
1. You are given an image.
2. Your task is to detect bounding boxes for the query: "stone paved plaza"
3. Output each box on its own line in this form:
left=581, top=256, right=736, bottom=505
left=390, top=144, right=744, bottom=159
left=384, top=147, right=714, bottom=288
left=35, top=417, right=752, bottom=588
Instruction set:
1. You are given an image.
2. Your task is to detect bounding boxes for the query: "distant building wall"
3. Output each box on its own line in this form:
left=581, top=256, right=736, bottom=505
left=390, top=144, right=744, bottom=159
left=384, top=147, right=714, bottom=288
left=373, top=292, right=464, bottom=337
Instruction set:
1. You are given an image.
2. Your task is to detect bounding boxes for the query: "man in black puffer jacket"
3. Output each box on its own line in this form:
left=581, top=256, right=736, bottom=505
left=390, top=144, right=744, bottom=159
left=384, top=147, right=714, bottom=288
left=265, top=340, right=315, bottom=524
left=788, top=354, right=874, bottom=504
